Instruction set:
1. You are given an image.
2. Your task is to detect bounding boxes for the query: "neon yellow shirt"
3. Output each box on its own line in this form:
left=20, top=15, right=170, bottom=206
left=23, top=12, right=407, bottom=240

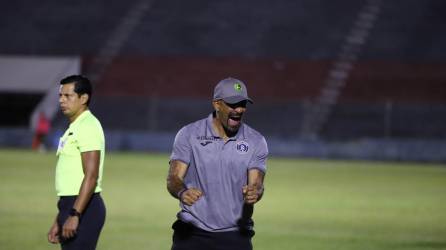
left=55, top=110, right=105, bottom=196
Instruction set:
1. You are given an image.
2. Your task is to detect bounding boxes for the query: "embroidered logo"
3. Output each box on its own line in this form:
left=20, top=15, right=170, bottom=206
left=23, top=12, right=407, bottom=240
left=236, top=141, right=249, bottom=154
left=196, top=136, right=219, bottom=141
left=200, top=141, right=212, bottom=146
left=234, top=83, right=242, bottom=92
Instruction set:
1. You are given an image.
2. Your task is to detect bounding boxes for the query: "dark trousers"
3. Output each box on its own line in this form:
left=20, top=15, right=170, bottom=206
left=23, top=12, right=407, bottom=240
left=171, top=220, right=254, bottom=250
left=57, top=193, right=106, bottom=250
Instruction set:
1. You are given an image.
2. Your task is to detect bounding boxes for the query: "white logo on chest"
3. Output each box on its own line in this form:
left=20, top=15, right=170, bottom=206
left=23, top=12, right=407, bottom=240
left=236, top=141, right=249, bottom=154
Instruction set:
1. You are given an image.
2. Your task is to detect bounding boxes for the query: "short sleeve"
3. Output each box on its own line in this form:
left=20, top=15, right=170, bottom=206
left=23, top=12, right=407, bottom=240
left=170, top=126, right=192, bottom=165
left=248, top=136, right=268, bottom=173
left=77, top=121, right=103, bottom=152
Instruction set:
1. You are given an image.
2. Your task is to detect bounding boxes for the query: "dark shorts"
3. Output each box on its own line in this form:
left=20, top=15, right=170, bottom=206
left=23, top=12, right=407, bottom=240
left=57, top=193, right=106, bottom=250
left=171, top=220, right=254, bottom=250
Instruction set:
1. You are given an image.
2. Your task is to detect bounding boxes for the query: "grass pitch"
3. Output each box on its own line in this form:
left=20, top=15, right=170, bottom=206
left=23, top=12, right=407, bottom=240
left=0, top=149, right=445, bottom=250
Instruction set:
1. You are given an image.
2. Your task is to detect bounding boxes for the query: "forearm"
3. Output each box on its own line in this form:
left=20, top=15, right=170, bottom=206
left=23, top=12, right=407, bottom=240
left=245, top=168, right=265, bottom=203
left=167, top=160, right=189, bottom=199
left=253, top=177, right=264, bottom=201
left=256, top=184, right=264, bottom=201
left=167, top=175, right=186, bottom=199
left=74, top=150, right=100, bottom=214
left=73, top=175, right=97, bottom=213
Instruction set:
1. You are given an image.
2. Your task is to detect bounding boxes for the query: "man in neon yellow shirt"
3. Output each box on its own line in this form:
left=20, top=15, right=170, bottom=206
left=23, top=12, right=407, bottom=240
left=47, top=75, right=106, bottom=250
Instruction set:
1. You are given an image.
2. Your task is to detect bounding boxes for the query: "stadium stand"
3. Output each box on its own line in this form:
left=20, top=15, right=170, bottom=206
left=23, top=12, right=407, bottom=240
left=1, top=0, right=445, bottom=160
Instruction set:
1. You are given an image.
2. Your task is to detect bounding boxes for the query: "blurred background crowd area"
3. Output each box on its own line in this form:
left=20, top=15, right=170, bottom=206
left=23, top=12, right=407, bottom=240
left=0, top=0, right=445, bottom=161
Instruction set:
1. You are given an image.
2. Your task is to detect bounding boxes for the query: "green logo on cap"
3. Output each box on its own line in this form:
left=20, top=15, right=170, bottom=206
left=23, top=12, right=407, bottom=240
left=234, top=83, right=242, bottom=92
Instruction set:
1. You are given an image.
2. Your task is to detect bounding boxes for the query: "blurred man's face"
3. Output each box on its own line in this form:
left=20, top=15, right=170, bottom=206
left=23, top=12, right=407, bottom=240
left=214, top=100, right=247, bottom=134
left=59, top=83, right=87, bottom=121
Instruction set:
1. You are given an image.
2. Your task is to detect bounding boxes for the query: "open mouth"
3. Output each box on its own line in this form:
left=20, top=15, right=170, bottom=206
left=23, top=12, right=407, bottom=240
left=228, top=115, right=242, bottom=127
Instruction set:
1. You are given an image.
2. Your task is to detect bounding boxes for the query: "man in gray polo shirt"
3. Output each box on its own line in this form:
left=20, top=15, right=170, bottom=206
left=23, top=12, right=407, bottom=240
left=167, top=77, right=268, bottom=250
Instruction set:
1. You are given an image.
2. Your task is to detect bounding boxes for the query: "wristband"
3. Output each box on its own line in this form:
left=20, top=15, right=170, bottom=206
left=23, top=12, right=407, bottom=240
left=177, top=188, right=187, bottom=200
left=69, top=208, right=81, bottom=218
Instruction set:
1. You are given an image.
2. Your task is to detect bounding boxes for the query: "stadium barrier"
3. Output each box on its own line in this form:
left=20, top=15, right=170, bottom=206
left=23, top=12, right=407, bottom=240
left=1, top=128, right=445, bottom=163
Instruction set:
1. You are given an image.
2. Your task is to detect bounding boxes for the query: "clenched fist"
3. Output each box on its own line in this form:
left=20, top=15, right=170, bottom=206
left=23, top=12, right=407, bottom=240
left=180, top=188, right=203, bottom=206
left=242, top=185, right=261, bottom=204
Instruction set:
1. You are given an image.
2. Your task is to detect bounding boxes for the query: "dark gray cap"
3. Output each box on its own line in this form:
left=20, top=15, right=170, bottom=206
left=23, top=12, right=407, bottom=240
left=213, top=77, right=253, bottom=104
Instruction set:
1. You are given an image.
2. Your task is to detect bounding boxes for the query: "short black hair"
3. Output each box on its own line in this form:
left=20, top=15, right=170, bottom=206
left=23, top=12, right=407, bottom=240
left=60, top=75, right=93, bottom=106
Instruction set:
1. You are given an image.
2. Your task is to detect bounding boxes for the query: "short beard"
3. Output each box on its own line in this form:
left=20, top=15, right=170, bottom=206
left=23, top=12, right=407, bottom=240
left=223, top=123, right=239, bottom=137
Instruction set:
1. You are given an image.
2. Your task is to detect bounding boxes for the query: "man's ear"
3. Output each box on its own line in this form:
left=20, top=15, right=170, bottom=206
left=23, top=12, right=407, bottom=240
left=212, top=100, right=220, bottom=111
left=80, top=94, right=89, bottom=105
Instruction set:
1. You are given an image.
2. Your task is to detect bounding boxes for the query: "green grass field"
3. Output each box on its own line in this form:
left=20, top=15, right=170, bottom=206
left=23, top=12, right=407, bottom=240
left=1, top=149, right=445, bottom=250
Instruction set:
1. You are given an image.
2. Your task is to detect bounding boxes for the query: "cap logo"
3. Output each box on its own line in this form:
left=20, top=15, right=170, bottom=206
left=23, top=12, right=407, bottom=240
left=234, top=83, right=242, bottom=92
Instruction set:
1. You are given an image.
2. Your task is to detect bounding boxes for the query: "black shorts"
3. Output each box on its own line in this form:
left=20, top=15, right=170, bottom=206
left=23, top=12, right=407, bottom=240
left=171, top=220, right=254, bottom=250
left=57, top=193, right=106, bottom=250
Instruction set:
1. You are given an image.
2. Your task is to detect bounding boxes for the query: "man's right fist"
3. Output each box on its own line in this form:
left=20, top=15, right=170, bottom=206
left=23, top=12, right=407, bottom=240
left=180, top=188, right=203, bottom=206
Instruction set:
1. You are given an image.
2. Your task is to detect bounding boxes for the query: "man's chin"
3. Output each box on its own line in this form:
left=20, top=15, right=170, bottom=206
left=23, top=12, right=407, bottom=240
left=226, top=125, right=240, bottom=134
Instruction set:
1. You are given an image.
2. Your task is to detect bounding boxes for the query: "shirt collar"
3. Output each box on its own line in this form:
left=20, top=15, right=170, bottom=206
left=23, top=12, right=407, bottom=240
left=69, top=110, right=91, bottom=129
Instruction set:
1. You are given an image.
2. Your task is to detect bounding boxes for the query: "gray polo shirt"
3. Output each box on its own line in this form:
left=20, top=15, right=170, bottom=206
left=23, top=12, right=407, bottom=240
left=170, top=113, right=268, bottom=232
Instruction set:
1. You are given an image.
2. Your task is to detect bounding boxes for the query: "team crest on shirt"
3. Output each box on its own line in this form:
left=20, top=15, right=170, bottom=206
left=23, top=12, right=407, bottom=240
left=236, top=141, right=249, bottom=154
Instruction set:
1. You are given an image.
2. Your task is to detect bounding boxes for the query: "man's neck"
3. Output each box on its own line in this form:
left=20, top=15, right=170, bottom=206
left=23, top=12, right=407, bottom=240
left=212, top=117, right=237, bottom=141
left=69, top=108, right=88, bottom=123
